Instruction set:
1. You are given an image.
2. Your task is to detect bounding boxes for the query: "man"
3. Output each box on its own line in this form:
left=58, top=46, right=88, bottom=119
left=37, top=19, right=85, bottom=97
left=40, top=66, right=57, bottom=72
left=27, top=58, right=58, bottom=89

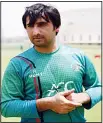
left=1, top=3, right=101, bottom=122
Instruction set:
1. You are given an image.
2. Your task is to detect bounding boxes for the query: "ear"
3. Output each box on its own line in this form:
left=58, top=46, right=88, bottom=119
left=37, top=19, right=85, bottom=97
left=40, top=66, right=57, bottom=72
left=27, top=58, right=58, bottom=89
left=56, top=28, right=59, bottom=32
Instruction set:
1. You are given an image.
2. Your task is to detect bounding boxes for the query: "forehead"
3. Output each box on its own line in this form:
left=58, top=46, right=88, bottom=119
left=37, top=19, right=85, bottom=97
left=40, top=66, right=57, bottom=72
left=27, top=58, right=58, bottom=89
left=26, top=16, right=50, bottom=24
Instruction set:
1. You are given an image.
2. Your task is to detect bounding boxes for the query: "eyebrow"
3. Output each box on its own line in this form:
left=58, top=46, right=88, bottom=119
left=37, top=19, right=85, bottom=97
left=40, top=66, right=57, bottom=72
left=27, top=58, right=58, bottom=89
left=36, top=20, right=48, bottom=24
left=26, top=20, right=47, bottom=24
left=26, top=18, right=50, bottom=27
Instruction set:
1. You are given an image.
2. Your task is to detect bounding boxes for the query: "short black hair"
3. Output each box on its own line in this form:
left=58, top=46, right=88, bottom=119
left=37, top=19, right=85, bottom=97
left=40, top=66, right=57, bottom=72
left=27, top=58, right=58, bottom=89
left=22, top=3, right=61, bottom=35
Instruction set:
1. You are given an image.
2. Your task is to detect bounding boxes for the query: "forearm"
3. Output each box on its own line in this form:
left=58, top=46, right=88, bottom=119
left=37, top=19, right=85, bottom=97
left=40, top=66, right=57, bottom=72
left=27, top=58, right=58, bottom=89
left=73, top=87, right=101, bottom=109
left=1, top=100, right=39, bottom=118
left=76, top=92, right=91, bottom=104
left=36, top=97, right=52, bottom=112
left=84, top=87, right=102, bottom=109
left=66, top=92, right=91, bottom=105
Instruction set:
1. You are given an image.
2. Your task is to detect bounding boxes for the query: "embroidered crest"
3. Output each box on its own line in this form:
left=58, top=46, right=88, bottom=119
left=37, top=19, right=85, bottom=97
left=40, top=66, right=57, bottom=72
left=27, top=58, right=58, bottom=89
left=71, top=63, right=81, bottom=71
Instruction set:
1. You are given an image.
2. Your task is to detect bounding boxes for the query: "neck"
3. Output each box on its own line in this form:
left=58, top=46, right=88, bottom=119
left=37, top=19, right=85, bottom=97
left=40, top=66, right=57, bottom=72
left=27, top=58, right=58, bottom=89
left=34, top=41, right=59, bottom=53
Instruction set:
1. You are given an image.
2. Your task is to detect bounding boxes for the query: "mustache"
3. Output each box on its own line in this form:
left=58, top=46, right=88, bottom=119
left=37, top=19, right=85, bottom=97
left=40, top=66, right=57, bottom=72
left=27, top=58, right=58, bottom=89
left=33, top=35, right=44, bottom=39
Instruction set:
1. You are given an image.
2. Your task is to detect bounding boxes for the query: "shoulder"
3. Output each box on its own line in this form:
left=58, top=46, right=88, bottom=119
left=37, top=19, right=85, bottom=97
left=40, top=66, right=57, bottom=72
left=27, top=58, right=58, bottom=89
left=11, top=47, right=33, bottom=63
left=7, top=47, right=34, bottom=70
left=4, top=47, right=34, bottom=77
left=61, top=45, right=85, bottom=56
left=61, top=45, right=91, bottom=66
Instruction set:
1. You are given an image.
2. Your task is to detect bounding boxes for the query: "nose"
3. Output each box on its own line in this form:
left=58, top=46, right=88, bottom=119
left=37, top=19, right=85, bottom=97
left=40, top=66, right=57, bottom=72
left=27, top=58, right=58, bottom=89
left=32, top=26, right=40, bottom=35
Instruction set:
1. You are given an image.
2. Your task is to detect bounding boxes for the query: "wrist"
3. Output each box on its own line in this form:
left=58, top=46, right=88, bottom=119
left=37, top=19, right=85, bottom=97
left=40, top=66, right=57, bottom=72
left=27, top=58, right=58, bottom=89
left=77, top=92, right=91, bottom=104
left=36, top=97, right=53, bottom=112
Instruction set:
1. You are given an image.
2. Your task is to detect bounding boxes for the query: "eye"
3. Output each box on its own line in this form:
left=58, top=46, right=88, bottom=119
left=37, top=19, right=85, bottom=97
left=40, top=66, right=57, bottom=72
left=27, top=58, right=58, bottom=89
left=38, top=22, right=47, bottom=27
left=27, top=24, right=34, bottom=28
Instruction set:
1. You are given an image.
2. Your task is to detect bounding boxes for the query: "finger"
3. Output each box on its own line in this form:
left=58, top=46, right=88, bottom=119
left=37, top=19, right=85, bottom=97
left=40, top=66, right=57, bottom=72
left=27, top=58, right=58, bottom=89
left=68, top=101, right=82, bottom=107
left=68, top=107, right=76, bottom=112
left=61, top=108, right=74, bottom=114
left=61, top=89, right=75, bottom=96
left=64, top=107, right=76, bottom=113
left=67, top=106, right=76, bottom=110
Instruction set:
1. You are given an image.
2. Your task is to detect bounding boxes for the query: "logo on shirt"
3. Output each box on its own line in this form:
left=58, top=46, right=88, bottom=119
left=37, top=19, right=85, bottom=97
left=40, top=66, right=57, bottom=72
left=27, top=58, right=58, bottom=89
left=71, top=63, right=81, bottom=72
left=47, top=81, right=75, bottom=96
left=29, top=69, right=43, bottom=78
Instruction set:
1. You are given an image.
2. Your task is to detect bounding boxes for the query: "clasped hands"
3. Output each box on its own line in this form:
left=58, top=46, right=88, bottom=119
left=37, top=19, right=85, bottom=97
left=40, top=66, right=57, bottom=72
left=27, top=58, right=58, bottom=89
left=50, top=89, right=83, bottom=114
left=36, top=89, right=90, bottom=114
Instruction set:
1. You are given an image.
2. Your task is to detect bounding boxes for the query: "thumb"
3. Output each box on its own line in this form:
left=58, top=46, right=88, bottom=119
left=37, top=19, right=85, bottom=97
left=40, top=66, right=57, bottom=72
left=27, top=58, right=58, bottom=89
left=61, top=89, right=75, bottom=96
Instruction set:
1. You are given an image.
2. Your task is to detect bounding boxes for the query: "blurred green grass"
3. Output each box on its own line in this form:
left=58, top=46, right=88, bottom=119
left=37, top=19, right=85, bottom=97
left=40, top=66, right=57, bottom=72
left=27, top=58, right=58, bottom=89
left=1, top=44, right=101, bottom=122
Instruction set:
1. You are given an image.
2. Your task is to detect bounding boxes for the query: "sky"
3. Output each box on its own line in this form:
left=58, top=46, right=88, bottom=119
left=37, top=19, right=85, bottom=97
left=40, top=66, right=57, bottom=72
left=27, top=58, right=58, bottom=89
left=1, top=1, right=101, bottom=38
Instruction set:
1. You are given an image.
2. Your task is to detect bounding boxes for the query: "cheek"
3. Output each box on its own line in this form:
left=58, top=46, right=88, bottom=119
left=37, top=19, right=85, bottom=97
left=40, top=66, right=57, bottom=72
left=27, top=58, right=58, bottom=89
left=27, top=30, right=32, bottom=38
left=46, top=29, right=55, bottom=37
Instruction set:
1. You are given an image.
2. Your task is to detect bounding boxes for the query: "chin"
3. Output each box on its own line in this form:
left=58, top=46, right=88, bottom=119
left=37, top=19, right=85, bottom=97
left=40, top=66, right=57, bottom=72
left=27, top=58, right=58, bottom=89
left=36, top=43, right=50, bottom=48
left=34, top=43, right=46, bottom=47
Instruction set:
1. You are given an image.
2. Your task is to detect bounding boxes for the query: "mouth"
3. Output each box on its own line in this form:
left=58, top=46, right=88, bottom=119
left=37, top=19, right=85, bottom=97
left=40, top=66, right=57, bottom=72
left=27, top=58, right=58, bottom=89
left=33, top=38, right=43, bottom=40
left=35, top=38, right=42, bottom=39
left=33, top=38, right=44, bottom=43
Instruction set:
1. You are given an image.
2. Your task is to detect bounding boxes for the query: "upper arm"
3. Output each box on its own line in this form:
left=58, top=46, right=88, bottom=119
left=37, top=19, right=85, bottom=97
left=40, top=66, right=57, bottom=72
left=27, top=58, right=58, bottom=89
left=82, top=55, right=101, bottom=90
left=1, top=60, right=24, bottom=102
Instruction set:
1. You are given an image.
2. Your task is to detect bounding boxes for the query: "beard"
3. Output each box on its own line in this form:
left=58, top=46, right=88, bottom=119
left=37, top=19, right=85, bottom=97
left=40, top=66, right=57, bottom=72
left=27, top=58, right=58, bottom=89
left=32, top=38, right=49, bottom=47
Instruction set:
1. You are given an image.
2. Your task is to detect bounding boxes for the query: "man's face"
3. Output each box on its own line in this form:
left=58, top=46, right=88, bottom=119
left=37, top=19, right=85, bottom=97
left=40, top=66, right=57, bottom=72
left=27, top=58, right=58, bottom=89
left=26, top=16, right=57, bottom=47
